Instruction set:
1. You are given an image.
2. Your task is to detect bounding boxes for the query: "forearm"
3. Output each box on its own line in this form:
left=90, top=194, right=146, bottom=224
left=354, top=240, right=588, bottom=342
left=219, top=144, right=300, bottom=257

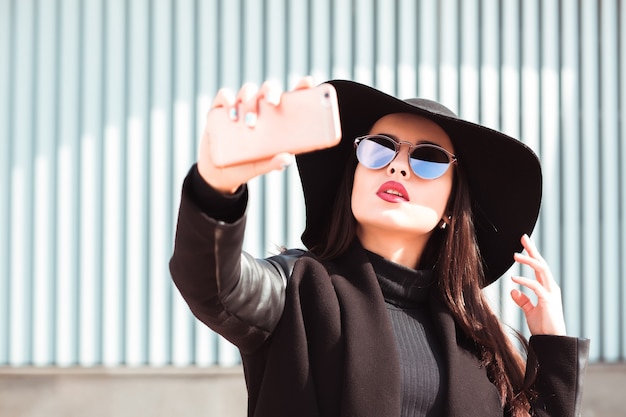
left=169, top=167, right=288, bottom=353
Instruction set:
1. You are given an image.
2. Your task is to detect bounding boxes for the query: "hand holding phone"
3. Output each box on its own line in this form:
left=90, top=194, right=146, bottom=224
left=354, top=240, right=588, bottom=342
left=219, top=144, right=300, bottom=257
left=207, top=82, right=342, bottom=167
left=197, top=78, right=342, bottom=194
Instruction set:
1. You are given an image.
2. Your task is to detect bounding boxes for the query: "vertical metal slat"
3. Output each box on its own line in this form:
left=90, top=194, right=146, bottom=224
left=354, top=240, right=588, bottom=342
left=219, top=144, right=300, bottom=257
left=599, top=0, right=621, bottom=362
left=0, top=0, right=14, bottom=366
left=580, top=0, right=602, bottom=360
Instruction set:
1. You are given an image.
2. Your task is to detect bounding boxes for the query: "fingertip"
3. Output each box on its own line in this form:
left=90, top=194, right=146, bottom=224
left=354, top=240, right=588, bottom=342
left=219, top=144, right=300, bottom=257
left=266, top=90, right=282, bottom=106
left=238, top=82, right=260, bottom=103
left=510, top=289, right=523, bottom=306
left=520, top=234, right=528, bottom=247
left=293, top=76, right=315, bottom=90
left=212, top=87, right=236, bottom=109
left=274, top=153, right=295, bottom=170
left=522, top=233, right=538, bottom=250
left=260, top=80, right=283, bottom=106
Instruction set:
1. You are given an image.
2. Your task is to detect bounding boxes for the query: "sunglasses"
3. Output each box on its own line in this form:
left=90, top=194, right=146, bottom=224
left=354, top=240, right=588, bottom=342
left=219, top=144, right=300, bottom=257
left=354, top=134, right=457, bottom=180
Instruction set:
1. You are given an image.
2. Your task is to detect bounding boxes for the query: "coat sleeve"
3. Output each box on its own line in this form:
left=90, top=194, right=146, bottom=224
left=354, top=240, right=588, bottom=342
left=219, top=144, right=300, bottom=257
left=526, top=335, right=590, bottom=417
left=169, top=170, right=296, bottom=354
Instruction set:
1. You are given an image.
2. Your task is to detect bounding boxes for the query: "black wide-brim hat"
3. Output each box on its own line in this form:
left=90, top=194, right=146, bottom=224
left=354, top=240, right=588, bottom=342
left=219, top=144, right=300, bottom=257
left=296, top=80, right=542, bottom=286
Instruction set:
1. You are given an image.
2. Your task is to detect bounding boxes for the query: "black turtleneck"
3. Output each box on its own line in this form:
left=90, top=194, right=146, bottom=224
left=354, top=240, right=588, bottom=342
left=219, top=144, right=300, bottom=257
left=366, top=251, right=446, bottom=417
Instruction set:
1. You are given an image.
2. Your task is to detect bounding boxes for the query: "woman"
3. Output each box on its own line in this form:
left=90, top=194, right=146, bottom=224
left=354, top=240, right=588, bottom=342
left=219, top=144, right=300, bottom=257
left=170, top=78, right=589, bottom=417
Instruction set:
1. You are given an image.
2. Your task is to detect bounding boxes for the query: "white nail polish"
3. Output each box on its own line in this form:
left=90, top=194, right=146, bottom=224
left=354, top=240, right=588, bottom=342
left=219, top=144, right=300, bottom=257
left=280, top=154, right=295, bottom=168
left=244, top=112, right=257, bottom=127
left=266, top=91, right=281, bottom=106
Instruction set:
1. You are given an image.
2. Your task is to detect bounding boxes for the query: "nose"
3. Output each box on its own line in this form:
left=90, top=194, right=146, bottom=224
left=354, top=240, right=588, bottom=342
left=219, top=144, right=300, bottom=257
left=386, top=146, right=412, bottom=179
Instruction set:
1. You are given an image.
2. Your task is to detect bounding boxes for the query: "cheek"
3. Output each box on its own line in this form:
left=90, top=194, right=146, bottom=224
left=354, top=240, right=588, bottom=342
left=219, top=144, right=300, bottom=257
left=438, top=183, right=453, bottom=210
left=410, top=177, right=453, bottom=215
left=434, top=180, right=454, bottom=214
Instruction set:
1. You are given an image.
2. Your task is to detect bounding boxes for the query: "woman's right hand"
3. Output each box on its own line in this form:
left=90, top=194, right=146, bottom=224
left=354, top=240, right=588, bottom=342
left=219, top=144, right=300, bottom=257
left=197, top=77, right=315, bottom=194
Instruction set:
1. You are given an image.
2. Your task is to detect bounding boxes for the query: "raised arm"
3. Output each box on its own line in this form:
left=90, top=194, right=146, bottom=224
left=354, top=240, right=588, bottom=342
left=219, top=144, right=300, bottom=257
left=169, top=79, right=314, bottom=353
left=509, top=234, right=589, bottom=416
left=169, top=172, right=296, bottom=353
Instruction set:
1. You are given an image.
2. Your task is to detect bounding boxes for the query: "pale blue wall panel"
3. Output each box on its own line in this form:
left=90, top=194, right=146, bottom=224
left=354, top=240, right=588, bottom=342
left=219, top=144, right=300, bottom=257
left=32, top=0, right=59, bottom=366
left=580, top=0, right=602, bottom=360
left=0, top=0, right=12, bottom=366
left=150, top=0, right=176, bottom=367
left=353, top=0, right=375, bottom=84
left=124, top=0, right=151, bottom=367
left=599, top=0, right=621, bottom=362
left=479, top=0, right=501, bottom=131
left=55, top=0, right=82, bottom=367
left=1, top=0, right=625, bottom=367
left=438, top=0, right=459, bottom=110
left=396, top=0, right=418, bottom=96
left=458, top=0, right=479, bottom=122
left=309, top=0, right=331, bottom=81
left=101, top=0, right=127, bottom=367
left=10, top=0, right=36, bottom=366
left=417, top=0, right=438, bottom=99
left=78, top=0, right=105, bottom=367
left=374, top=0, right=397, bottom=94
left=560, top=0, right=584, bottom=348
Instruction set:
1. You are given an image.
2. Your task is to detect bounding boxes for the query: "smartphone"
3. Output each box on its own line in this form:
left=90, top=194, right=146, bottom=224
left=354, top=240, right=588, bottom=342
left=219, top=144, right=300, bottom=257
left=207, top=83, right=342, bottom=167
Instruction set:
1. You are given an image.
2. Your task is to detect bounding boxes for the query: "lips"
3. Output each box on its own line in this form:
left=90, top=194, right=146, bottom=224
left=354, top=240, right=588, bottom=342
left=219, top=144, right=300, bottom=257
left=376, top=181, right=410, bottom=202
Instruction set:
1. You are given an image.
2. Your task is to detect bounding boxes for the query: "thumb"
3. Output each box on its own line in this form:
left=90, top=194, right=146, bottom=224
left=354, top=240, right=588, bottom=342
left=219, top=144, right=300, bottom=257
left=250, top=153, right=295, bottom=176
left=510, top=289, right=533, bottom=314
left=272, top=153, right=296, bottom=170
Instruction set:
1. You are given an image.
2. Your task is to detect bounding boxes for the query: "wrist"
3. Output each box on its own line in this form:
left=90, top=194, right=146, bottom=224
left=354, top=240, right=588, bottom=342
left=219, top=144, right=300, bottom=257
left=197, top=161, right=241, bottom=195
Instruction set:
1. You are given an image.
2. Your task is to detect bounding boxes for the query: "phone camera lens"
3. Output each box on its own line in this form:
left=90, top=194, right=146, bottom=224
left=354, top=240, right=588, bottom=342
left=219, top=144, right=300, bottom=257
left=321, top=90, right=332, bottom=107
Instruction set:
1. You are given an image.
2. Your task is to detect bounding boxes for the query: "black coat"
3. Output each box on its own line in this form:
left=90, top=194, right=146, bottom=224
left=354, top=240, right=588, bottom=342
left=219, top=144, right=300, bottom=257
left=170, top=175, right=589, bottom=417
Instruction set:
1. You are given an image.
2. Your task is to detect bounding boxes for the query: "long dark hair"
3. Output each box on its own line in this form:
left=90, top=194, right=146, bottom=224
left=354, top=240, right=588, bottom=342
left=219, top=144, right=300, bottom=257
left=312, top=154, right=534, bottom=416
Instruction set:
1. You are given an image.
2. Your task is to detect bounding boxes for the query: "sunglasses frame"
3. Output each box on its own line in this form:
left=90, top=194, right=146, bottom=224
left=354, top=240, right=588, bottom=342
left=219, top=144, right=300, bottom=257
left=354, top=134, right=457, bottom=179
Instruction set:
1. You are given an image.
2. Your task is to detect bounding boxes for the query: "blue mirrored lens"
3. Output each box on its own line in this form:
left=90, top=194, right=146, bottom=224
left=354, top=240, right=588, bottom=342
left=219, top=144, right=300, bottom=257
left=409, top=159, right=449, bottom=179
left=409, top=145, right=451, bottom=179
left=356, top=138, right=396, bottom=169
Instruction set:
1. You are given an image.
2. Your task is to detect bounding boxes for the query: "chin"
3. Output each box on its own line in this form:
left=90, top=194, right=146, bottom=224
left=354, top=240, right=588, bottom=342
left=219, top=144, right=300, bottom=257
left=354, top=200, right=440, bottom=233
left=381, top=208, right=438, bottom=228
left=358, top=215, right=437, bottom=236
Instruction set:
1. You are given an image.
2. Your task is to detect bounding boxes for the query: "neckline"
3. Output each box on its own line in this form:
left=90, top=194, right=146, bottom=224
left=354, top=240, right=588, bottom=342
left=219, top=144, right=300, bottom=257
left=365, top=250, right=435, bottom=308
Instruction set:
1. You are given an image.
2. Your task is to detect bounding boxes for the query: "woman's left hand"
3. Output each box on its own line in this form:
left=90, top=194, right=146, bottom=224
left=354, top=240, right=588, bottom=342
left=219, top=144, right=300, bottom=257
left=510, top=234, right=567, bottom=336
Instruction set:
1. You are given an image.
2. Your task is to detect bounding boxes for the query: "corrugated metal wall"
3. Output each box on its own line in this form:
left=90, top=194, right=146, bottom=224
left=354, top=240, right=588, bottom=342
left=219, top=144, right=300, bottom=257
left=1, top=0, right=624, bottom=366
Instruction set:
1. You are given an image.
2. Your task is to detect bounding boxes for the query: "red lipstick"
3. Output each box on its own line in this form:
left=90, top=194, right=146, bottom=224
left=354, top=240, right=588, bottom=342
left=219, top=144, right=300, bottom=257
left=376, top=181, right=410, bottom=203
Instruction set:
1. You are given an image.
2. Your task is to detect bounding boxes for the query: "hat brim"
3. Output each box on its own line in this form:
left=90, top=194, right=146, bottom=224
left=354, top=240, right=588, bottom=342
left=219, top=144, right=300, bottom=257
left=296, top=80, right=542, bottom=286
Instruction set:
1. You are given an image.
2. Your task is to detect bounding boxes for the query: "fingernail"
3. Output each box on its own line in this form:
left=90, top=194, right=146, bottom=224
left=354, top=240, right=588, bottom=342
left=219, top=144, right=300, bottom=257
left=279, top=154, right=295, bottom=168
left=244, top=112, right=257, bottom=127
left=266, top=91, right=281, bottom=106
left=229, top=107, right=238, bottom=120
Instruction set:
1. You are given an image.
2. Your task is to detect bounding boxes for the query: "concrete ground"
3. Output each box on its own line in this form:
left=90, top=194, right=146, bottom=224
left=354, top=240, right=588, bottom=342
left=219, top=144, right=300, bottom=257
left=0, top=364, right=624, bottom=416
